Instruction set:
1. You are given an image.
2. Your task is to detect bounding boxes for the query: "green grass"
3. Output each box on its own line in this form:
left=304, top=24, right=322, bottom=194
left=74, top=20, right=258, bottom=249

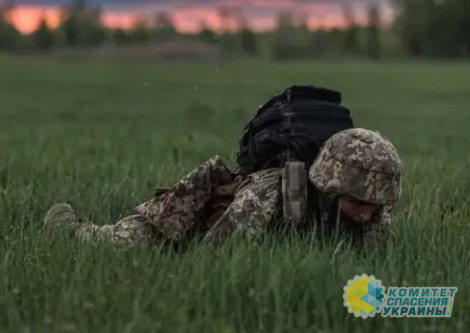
left=0, top=56, right=469, bottom=332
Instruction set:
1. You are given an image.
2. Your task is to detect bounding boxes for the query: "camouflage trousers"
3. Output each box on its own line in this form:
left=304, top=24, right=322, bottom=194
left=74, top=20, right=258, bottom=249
left=68, top=214, right=155, bottom=247
left=52, top=156, right=282, bottom=246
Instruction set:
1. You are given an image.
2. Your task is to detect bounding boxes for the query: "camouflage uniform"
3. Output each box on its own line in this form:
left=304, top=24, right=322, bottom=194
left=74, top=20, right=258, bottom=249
left=44, top=128, right=402, bottom=248
left=44, top=156, right=282, bottom=246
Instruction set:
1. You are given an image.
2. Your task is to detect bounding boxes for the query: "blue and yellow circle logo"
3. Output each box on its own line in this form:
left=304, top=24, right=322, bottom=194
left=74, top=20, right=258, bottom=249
left=343, top=274, right=385, bottom=319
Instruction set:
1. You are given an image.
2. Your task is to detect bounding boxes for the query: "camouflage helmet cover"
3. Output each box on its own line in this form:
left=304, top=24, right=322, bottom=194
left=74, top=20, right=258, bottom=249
left=308, top=128, right=403, bottom=205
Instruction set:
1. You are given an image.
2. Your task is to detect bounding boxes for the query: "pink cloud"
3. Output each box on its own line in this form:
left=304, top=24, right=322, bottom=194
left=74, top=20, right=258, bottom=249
left=6, top=5, right=61, bottom=34
left=6, top=1, right=393, bottom=35
left=101, top=12, right=139, bottom=29
left=171, top=6, right=222, bottom=32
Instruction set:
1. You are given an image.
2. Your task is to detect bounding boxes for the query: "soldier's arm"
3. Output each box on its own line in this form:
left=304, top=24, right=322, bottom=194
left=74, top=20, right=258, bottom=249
left=204, top=169, right=282, bottom=243
left=137, top=155, right=234, bottom=242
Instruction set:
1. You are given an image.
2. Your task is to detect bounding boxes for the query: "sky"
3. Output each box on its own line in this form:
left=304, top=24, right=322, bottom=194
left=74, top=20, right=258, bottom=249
left=3, top=0, right=394, bottom=34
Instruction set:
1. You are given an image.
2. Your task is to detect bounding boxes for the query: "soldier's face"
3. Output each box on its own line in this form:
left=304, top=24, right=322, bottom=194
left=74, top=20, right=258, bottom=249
left=338, top=195, right=379, bottom=223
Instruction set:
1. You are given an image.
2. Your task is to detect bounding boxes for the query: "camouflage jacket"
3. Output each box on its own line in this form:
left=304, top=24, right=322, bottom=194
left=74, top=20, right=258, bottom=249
left=137, top=155, right=393, bottom=246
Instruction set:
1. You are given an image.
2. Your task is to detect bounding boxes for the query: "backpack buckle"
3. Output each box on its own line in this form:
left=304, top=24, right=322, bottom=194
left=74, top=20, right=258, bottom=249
left=281, top=161, right=308, bottom=226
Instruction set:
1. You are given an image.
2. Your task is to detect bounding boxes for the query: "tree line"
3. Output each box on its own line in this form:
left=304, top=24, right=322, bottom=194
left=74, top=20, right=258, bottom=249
left=1, top=0, right=470, bottom=59
left=393, top=0, right=470, bottom=57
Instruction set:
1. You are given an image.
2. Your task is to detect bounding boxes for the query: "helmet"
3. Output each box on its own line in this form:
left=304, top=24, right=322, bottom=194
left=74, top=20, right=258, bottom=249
left=308, top=128, right=403, bottom=205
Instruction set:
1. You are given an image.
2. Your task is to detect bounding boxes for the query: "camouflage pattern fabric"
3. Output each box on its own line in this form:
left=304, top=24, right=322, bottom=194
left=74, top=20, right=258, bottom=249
left=308, top=128, right=402, bottom=247
left=44, top=204, right=155, bottom=247
left=136, top=155, right=233, bottom=241
left=204, top=168, right=281, bottom=243
left=44, top=159, right=281, bottom=246
left=309, top=128, right=403, bottom=205
left=44, top=126, right=403, bottom=248
left=76, top=215, right=155, bottom=246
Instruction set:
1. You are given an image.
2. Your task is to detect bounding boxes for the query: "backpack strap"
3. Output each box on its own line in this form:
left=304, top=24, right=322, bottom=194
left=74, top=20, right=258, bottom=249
left=282, top=161, right=308, bottom=226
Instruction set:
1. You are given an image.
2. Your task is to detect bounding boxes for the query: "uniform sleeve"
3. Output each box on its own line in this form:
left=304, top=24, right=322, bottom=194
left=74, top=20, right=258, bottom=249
left=136, top=155, right=233, bottom=242
left=361, top=205, right=395, bottom=248
left=204, top=169, right=282, bottom=243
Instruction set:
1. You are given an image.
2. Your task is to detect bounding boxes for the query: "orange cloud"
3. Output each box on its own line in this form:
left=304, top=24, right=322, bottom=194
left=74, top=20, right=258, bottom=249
left=6, top=5, right=142, bottom=33
left=101, top=12, right=139, bottom=30
left=249, top=16, right=276, bottom=32
left=172, top=7, right=222, bottom=32
left=6, top=2, right=390, bottom=35
left=6, top=6, right=61, bottom=34
left=307, top=12, right=367, bottom=30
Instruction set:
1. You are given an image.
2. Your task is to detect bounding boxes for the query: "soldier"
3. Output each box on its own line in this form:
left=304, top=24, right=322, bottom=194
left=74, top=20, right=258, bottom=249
left=44, top=128, right=403, bottom=249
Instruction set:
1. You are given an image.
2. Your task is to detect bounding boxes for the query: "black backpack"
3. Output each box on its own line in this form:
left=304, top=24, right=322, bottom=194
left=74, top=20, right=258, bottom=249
left=236, top=85, right=355, bottom=175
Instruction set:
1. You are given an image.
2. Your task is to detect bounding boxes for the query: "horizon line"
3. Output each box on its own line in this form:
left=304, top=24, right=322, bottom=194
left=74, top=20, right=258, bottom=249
left=3, top=3, right=395, bottom=35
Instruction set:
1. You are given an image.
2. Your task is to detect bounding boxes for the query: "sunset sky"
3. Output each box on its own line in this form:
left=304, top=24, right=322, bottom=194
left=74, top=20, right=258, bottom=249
left=4, top=0, right=394, bottom=34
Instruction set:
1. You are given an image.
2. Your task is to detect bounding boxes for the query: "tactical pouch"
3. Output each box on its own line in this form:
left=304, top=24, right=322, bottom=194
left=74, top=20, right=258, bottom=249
left=281, top=161, right=308, bottom=226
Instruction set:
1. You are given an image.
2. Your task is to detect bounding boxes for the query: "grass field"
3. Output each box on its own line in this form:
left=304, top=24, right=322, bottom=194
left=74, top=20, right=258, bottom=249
left=0, top=56, right=469, bottom=332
